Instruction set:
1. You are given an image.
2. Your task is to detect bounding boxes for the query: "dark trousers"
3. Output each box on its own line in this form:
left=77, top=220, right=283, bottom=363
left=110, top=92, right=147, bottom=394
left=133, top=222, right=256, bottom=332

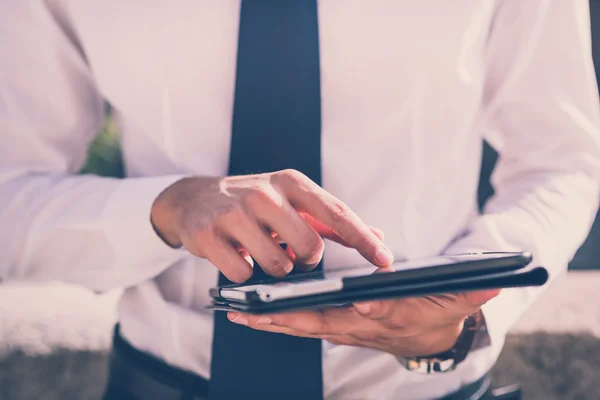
left=102, top=325, right=208, bottom=400
left=103, top=325, right=519, bottom=400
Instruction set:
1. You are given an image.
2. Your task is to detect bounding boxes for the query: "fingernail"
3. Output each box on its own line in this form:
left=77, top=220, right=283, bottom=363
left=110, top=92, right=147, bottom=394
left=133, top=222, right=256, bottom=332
left=375, top=247, right=394, bottom=266
left=284, top=263, right=294, bottom=274
left=256, top=317, right=272, bottom=324
left=354, top=303, right=371, bottom=315
left=229, top=314, right=248, bottom=326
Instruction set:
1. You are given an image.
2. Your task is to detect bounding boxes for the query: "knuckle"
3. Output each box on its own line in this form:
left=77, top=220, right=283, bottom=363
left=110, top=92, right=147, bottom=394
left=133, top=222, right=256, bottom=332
left=215, top=202, right=244, bottom=222
left=242, top=186, right=281, bottom=209
left=192, top=225, right=217, bottom=247
left=217, top=204, right=255, bottom=230
left=281, top=168, right=307, bottom=182
left=295, top=236, right=324, bottom=265
left=328, top=201, right=353, bottom=225
left=273, top=169, right=309, bottom=188
left=263, top=257, right=293, bottom=277
left=226, top=268, right=253, bottom=284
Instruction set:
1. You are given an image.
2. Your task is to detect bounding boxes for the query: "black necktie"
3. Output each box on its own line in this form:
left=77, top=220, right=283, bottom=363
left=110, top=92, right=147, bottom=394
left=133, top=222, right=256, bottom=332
left=209, top=2, right=323, bottom=400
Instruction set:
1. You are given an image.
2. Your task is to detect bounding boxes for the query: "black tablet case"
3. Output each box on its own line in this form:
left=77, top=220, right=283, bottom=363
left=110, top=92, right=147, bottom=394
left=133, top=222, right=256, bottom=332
left=208, top=264, right=548, bottom=314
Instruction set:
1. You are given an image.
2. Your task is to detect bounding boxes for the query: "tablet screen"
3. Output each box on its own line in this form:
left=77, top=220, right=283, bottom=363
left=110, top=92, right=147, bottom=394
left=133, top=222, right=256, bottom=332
left=324, top=252, right=524, bottom=279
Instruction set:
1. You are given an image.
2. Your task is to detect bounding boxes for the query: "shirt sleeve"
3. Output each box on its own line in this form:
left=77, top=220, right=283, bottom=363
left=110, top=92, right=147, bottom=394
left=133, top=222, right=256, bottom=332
left=445, top=0, right=600, bottom=352
left=0, top=1, right=187, bottom=292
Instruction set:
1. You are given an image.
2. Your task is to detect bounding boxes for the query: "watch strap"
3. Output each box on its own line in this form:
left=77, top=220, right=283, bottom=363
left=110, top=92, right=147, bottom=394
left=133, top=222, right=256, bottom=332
left=398, top=312, right=484, bottom=373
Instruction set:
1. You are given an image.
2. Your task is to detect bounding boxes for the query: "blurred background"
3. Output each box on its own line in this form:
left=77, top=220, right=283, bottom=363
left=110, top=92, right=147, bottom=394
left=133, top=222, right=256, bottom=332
left=1, top=3, right=600, bottom=400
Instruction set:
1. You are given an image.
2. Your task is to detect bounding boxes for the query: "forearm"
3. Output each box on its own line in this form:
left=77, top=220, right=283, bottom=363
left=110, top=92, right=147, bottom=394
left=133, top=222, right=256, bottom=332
left=0, top=170, right=187, bottom=291
left=444, top=0, right=600, bottom=350
left=445, top=173, right=599, bottom=355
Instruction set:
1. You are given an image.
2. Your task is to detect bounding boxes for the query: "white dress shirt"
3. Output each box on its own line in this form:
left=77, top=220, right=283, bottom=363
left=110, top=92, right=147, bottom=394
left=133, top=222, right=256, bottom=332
left=2, top=1, right=600, bottom=399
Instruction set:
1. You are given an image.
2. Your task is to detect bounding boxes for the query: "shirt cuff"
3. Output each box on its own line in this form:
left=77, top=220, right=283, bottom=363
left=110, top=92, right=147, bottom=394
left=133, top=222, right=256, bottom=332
left=479, top=288, right=528, bottom=350
left=100, top=175, right=189, bottom=289
left=443, top=243, right=520, bottom=355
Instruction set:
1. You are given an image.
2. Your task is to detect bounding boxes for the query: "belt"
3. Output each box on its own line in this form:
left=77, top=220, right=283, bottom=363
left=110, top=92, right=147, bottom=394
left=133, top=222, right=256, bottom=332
left=439, top=375, right=491, bottom=400
left=103, top=324, right=519, bottom=400
left=103, top=325, right=209, bottom=400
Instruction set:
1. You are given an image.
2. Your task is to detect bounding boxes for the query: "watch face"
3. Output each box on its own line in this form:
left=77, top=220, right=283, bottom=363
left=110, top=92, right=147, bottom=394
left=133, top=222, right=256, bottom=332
left=432, top=358, right=457, bottom=373
left=404, top=358, right=456, bottom=374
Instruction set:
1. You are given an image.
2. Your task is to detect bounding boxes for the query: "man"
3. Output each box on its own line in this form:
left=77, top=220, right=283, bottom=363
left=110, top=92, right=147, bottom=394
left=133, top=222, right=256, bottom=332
left=1, top=1, right=599, bottom=399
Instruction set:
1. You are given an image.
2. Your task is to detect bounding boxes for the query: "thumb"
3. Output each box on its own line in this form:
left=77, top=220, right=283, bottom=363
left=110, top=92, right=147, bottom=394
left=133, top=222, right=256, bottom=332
left=463, top=289, right=501, bottom=306
left=353, top=300, right=388, bottom=319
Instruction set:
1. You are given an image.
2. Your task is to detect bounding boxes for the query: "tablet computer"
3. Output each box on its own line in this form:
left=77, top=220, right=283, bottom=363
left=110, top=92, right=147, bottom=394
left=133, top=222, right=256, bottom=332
left=209, top=251, right=548, bottom=314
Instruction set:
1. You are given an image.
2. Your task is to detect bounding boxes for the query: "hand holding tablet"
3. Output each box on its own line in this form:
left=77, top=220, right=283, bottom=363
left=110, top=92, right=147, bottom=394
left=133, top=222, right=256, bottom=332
left=209, top=251, right=548, bottom=314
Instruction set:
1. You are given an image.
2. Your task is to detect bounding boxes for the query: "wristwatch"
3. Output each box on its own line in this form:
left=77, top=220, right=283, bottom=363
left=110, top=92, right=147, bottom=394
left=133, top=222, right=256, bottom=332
left=396, top=312, right=488, bottom=374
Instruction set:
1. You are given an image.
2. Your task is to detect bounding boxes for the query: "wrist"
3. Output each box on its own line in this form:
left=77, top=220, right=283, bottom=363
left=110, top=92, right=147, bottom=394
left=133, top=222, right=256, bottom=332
left=417, top=320, right=465, bottom=357
left=396, top=311, right=484, bottom=374
left=151, top=183, right=183, bottom=248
